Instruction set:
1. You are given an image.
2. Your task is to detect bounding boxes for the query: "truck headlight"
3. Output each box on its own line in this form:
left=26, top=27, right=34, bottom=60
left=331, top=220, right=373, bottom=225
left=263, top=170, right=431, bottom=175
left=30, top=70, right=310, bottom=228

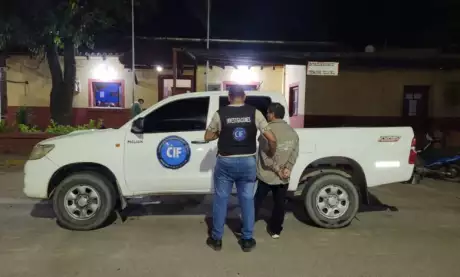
left=29, top=144, right=55, bottom=160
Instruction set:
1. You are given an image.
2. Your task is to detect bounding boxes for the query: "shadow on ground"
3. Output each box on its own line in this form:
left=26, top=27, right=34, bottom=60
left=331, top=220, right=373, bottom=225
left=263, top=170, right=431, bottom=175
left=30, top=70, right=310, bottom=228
left=29, top=192, right=397, bottom=230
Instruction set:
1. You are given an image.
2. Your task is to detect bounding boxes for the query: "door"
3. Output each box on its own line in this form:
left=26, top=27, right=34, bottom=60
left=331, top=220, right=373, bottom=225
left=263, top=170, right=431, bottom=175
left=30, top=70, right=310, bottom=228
left=159, top=78, right=193, bottom=100
left=288, top=85, right=299, bottom=117
left=403, top=85, right=430, bottom=133
left=124, top=96, right=217, bottom=194
left=402, top=85, right=429, bottom=118
left=172, top=87, right=190, bottom=95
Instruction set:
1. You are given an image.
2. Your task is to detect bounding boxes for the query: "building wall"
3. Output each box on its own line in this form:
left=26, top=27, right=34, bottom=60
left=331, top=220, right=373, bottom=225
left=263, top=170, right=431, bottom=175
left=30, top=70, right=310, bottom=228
left=195, top=65, right=285, bottom=92
left=5, top=56, right=184, bottom=128
left=305, top=69, right=460, bottom=118
left=304, top=69, right=460, bottom=146
left=284, top=65, right=306, bottom=128
left=5, top=56, right=286, bottom=128
left=7, top=56, right=53, bottom=107
left=6, top=55, right=164, bottom=108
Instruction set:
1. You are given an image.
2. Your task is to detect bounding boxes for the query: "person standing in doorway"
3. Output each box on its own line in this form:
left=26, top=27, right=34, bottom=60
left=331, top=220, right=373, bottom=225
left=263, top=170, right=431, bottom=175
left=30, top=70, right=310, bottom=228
left=131, top=98, right=144, bottom=118
left=204, top=86, right=277, bottom=252
left=254, top=102, right=299, bottom=239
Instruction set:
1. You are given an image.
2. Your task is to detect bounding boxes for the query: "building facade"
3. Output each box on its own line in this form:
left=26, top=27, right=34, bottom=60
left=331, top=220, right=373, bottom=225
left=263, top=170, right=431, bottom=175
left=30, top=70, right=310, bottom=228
left=6, top=53, right=460, bottom=147
left=5, top=55, right=294, bottom=128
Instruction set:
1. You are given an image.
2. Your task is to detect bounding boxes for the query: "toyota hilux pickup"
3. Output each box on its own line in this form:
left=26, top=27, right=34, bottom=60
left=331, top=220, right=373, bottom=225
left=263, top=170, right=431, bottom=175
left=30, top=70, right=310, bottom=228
left=23, top=91, right=416, bottom=230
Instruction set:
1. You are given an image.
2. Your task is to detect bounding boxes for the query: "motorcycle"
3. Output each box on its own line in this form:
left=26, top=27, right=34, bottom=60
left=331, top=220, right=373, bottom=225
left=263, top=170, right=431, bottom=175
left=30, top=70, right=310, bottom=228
left=411, top=133, right=460, bottom=184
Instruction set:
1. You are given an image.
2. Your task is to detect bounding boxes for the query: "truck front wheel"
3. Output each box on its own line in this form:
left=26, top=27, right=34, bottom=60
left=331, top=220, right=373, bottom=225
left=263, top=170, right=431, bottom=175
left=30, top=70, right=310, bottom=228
left=52, top=172, right=116, bottom=231
left=303, top=173, right=360, bottom=229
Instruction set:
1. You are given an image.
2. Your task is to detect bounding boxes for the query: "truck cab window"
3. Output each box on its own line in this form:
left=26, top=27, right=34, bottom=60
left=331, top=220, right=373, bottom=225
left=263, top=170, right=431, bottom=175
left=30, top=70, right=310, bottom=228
left=143, top=97, right=210, bottom=133
left=219, top=96, right=272, bottom=119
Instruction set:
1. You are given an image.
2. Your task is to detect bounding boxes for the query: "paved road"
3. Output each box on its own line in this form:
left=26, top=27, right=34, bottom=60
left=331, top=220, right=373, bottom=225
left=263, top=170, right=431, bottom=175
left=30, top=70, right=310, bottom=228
left=1, top=170, right=460, bottom=277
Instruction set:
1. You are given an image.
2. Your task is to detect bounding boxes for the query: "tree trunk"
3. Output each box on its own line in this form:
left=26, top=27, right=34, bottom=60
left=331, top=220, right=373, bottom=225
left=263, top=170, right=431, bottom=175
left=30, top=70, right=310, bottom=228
left=46, top=41, right=65, bottom=125
left=46, top=39, right=75, bottom=126
left=61, top=38, right=76, bottom=125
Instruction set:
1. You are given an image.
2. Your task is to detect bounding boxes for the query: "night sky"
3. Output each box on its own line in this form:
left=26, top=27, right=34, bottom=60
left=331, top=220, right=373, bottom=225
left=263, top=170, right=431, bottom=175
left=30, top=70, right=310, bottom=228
left=102, top=0, right=460, bottom=50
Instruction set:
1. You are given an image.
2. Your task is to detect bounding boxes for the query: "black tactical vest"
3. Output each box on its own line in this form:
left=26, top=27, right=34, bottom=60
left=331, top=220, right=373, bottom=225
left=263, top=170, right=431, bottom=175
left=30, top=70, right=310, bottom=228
left=217, top=105, right=258, bottom=156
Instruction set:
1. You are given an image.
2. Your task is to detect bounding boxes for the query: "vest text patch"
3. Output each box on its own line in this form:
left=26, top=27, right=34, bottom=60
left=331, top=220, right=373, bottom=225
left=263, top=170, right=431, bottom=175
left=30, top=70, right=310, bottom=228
left=226, top=117, right=251, bottom=124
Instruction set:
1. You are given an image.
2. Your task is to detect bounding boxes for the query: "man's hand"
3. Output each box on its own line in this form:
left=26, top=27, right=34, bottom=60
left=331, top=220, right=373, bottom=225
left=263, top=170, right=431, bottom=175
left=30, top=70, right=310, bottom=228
left=277, top=168, right=291, bottom=179
left=281, top=168, right=291, bottom=179
left=276, top=169, right=285, bottom=179
left=204, top=130, right=219, bottom=142
left=204, top=112, right=221, bottom=142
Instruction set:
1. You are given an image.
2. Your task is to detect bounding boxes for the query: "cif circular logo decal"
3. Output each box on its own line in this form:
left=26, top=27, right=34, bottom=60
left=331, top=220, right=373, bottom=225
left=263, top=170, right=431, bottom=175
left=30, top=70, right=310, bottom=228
left=233, top=127, right=247, bottom=142
left=157, top=136, right=191, bottom=169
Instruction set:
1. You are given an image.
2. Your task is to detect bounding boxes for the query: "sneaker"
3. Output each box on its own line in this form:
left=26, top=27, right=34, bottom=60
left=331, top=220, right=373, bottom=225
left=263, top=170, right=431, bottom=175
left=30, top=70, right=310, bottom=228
left=206, top=237, right=222, bottom=251
left=266, top=226, right=281, bottom=239
left=239, top=238, right=256, bottom=252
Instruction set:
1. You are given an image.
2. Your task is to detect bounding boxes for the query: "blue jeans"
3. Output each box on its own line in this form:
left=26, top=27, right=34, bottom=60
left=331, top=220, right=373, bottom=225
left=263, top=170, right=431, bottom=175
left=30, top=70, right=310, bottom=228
left=212, top=156, right=257, bottom=240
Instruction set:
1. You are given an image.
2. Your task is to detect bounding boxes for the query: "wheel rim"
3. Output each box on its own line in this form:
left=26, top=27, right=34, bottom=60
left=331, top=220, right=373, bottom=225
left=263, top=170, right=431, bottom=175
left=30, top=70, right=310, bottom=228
left=64, top=185, right=101, bottom=220
left=316, top=184, right=350, bottom=219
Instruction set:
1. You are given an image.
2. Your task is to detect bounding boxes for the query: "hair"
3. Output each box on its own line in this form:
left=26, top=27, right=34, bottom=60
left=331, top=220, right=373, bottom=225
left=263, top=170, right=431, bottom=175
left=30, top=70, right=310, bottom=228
left=138, top=98, right=144, bottom=103
left=228, top=86, right=245, bottom=102
left=268, top=102, right=285, bottom=119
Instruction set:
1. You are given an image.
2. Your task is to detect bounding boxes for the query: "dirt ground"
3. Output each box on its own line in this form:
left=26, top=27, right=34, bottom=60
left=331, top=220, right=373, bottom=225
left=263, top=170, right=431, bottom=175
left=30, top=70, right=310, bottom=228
left=1, top=168, right=460, bottom=277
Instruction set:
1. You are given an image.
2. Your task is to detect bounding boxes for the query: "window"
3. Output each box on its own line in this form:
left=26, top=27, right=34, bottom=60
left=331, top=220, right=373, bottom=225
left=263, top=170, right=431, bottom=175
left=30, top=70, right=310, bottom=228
left=219, top=96, right=272, bottom=119
left=143, top=97, right=210, bottom=133
left=224, top=84, right=259, bottom=91
left=91, top=81, right=123, bottom=108
left=206, top=84, right=221, bottom=91
left=288, top=86, right=299, bottom=116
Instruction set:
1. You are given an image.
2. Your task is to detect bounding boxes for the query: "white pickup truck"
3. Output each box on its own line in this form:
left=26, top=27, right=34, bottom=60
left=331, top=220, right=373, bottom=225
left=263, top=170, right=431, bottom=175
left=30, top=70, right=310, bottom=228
left=23, top=91, right=416, bottom=231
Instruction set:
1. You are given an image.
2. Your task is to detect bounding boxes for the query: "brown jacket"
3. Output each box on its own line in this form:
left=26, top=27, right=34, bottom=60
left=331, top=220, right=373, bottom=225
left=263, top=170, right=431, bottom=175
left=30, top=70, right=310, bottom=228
left=256, top=119, right=299, bottom=185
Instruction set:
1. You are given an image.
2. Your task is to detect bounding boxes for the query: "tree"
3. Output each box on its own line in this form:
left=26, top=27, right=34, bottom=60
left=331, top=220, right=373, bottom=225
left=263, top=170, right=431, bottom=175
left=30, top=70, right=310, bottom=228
left=0, top=0, right=157, bottom=125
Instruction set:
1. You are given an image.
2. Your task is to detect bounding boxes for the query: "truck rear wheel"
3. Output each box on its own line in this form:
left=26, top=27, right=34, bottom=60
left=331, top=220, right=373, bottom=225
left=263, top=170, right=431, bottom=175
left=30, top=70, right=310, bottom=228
left=303, top=173, right=359, bottom=229
left=52, top=172, right=116, bottom=231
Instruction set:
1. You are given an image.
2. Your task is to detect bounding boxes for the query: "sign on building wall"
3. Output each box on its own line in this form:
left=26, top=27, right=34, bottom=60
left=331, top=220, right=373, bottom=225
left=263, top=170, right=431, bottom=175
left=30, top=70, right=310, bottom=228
left=307, top=62, right=339, bottom=76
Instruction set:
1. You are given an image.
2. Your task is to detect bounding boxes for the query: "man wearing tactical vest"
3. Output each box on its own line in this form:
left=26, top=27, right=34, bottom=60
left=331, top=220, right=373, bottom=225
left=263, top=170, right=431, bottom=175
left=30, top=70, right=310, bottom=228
left=204, top=86, right=277, bottom=252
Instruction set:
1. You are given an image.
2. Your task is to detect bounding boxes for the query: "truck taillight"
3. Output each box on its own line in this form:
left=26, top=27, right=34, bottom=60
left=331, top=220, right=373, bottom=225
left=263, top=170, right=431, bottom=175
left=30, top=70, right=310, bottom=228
left=409, top=137, right=417, bottom=164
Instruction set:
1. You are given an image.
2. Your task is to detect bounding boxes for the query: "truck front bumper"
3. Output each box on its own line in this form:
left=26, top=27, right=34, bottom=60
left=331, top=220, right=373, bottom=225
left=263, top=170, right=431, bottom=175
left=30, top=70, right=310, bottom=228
left=23, top=157, right=59, bottom=199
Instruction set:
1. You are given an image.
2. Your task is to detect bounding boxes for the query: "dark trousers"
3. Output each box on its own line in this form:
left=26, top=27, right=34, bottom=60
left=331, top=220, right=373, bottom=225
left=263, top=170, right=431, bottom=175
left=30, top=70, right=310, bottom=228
left=254, top=179, right=288, bottom=234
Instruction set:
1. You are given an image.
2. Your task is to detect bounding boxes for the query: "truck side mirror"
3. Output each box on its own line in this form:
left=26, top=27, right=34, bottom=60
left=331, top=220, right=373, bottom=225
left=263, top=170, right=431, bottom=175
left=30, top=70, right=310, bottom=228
left=131, top=117, right=144, bottom=134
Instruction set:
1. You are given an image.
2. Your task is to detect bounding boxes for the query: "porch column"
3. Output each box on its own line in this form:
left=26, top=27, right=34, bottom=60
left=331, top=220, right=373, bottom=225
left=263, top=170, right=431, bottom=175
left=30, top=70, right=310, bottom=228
left=0, top=55, right=6, bottom=120
left=172, top=48, right=178, bottom=96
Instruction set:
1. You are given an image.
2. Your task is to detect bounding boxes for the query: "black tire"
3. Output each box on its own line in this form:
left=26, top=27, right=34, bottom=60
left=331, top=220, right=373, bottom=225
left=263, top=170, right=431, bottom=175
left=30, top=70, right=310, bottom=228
left=442, top=164, right=460, bottom=182
left=52, top=172, right=117, bottom=231
left=303, top=173, right=360, bottom=229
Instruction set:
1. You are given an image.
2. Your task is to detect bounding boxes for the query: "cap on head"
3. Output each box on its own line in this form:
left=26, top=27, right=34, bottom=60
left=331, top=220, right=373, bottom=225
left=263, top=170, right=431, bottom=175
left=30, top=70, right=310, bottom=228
left=228, top=86, right=245, bottom=99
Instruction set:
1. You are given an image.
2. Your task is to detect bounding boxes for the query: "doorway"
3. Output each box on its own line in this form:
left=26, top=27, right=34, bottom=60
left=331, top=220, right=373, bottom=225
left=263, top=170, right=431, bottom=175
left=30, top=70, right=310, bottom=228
left=288, top=84, right=299, bottom=117
left=158, top=75, right=195, bottom=101
left=402, top=85, right=430, bottom=118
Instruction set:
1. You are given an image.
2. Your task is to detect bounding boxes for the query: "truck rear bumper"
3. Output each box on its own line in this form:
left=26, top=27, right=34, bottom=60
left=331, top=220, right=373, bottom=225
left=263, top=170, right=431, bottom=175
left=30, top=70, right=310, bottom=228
left=23, top=157, right=59, bottom=199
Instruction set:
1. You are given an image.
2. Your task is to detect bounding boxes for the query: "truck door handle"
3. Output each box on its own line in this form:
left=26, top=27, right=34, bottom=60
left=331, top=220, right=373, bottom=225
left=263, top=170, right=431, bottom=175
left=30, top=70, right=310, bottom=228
left=191, top=140, right=209, bottom=144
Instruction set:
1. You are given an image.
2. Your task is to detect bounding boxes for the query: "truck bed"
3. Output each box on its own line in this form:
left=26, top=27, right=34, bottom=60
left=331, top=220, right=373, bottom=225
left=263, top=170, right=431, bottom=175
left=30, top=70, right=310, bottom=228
left=290, top=126, right=414, bottom=188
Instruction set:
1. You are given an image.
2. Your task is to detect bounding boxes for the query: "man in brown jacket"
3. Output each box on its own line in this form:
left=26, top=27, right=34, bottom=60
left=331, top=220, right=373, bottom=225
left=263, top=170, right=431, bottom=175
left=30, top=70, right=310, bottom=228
left=254, top=102, right=299, bottom=239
